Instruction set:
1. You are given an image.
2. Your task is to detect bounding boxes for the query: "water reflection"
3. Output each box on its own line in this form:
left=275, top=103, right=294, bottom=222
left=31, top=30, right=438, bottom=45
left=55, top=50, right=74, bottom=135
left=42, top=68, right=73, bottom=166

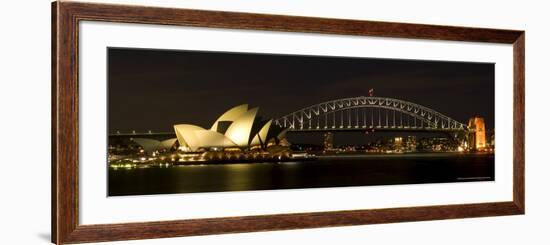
left=108, top=153, right=494, bottom=196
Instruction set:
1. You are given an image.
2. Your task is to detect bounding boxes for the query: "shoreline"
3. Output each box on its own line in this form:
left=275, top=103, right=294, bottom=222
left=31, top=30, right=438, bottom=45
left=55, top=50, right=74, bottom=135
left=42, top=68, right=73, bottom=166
left=109, top=151, right=494, bottom=167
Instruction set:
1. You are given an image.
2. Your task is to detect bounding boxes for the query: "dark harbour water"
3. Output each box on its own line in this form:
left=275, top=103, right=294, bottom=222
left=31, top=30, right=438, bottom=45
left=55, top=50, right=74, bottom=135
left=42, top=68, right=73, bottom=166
left=108, top=153, right=494, bottom=196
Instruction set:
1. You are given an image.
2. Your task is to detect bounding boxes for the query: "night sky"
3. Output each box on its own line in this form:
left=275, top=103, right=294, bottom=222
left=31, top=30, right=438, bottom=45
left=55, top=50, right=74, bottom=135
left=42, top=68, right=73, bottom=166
left=108, top=47, right=494, bottom=141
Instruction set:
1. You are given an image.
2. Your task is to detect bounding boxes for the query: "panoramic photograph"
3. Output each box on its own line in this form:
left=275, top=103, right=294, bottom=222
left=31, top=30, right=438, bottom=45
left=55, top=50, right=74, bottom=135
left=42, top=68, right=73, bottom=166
left=107, top=47, right=495, bottom=196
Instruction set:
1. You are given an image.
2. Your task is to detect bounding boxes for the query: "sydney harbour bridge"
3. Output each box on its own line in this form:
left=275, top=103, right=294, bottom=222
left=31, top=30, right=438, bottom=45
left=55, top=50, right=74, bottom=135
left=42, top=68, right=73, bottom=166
left=274, top=96, right=469, bottom=133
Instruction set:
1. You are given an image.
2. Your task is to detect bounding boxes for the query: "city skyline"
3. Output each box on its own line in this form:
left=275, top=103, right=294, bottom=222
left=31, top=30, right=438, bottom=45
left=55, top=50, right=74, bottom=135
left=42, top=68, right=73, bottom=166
left=108, top=47, right=495, bottom=135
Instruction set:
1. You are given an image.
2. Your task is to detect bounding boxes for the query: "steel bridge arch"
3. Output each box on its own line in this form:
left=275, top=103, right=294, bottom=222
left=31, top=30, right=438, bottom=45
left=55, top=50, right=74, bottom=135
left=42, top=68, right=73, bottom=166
left=274, top=96, right=467, bottom=131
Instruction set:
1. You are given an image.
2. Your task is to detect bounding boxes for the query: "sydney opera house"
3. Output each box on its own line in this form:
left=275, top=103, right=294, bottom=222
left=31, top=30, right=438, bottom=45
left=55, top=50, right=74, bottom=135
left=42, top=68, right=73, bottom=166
left=174, top=104, right=287, bottom=152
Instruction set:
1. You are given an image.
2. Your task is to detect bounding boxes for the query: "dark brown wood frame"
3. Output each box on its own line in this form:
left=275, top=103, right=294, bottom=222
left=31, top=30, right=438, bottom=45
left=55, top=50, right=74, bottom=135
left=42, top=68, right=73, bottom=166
left=52, top=1, right=525, bottom=244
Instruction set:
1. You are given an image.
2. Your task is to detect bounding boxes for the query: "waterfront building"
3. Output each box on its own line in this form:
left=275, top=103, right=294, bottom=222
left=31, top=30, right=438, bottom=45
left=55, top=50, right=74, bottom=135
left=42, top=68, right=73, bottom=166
left=405, top=135, right=417, bottom=152
left=133, top=138, right=177, bottom=153
left=394, top=137, right=403, bottom=152
left=468, top=116, right=487, bottom=150
left=323, top=132, right=334, bottom=150
left=174, top=104, right=287, bottom=151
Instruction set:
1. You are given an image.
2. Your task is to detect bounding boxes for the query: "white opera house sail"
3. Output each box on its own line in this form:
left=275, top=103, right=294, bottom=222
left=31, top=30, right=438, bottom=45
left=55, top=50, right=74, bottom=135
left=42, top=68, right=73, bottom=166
left=174, top=104, right=286, bottom=152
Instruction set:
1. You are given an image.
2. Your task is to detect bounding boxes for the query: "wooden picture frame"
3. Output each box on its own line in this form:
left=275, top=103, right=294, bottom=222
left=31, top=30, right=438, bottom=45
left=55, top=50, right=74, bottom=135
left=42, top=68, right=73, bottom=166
left=52, top=1, right=525, bottom=244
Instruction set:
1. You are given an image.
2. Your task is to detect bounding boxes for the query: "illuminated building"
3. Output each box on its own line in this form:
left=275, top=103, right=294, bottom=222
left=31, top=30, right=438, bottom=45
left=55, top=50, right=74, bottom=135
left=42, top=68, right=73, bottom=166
left=323, top=132, right=334, bottom=150
left=133, top=138, right=177, bottom=153
left=405, top=136, right=417, bottom=152
left=487, top=129, right=495, bottom=148
left=174, top=104, right=286, bottom=151
left=468, top=116, right=487, bottom=150
left=394, top=137, right=403, bottom=152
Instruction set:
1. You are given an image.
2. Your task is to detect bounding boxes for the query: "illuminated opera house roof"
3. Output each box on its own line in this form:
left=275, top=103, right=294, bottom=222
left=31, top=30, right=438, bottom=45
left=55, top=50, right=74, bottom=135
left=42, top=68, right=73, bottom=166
left=132, top=138, right=178, bottom=153
left=174, top=104, right=286, bottom=151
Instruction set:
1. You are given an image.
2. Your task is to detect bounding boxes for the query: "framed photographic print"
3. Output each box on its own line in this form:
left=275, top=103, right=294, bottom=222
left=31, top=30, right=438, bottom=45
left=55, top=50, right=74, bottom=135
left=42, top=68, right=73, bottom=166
left=52, top=1, right=525, bottom=244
